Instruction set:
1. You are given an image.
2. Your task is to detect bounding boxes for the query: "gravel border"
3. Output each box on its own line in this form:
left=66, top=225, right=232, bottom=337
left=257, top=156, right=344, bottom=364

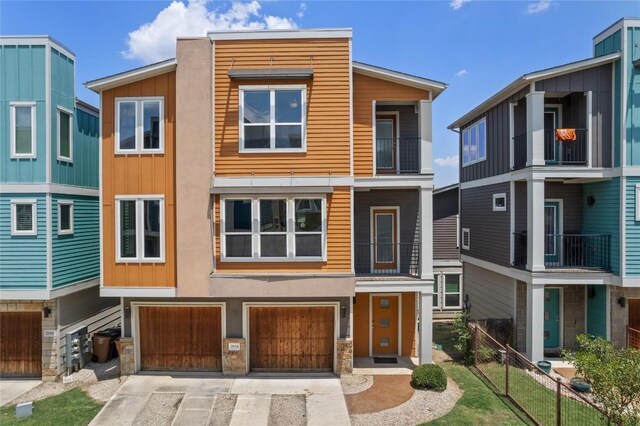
left=268, top=394, right=306, bottom=426
left=209, top=394, right=237, bottom=426
left=133, top=392, right=184, bottom=426
left=340, top=374, right=374, bottom=395
left=350, top=378, right=462, bottom=426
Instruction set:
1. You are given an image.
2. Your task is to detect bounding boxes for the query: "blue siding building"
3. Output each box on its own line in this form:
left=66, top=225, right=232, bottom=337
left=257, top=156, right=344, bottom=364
left=0, top=36, right=117, bottom=380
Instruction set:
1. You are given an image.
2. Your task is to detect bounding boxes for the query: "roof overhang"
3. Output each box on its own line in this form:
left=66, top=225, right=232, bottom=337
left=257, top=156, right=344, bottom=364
left=228, top=68, right=313, bottom=80
left=208, top=28, right=352, bottom=41
left=352, top=61, right=447, bottom=99
left=448, top=52, right=621, bottom=130
left=84, top=58, right=177, bottom=93
left=434, top=183, right=459, bottom=195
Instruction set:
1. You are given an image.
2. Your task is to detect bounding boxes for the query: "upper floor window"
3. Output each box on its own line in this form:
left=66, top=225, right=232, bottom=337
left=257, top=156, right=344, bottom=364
left=115, top=98, right=164, bottom=154
left=115, top=196, right=164, bottom=262
left=493, top=193, right=507, bottom=212
left=462, top=118, right=486, bottom=166
left=11, top=199, right=37, bottom=236
left=461, top=228, right=470, bottom=250
left=239, top=86, right=306, bottom=152
left=10, top=102, right=37, bottom=159
left=57, top=107, right=73, bottom=162
left=58, top=200, right=74, bottom=235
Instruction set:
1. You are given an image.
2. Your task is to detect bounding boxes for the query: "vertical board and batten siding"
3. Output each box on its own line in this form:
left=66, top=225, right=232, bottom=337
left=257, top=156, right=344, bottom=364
left=595, top=30, right=622, bottom=167
left=101, top=72, right=176, bottom=287
left=460, top=182, right=511, bottom=267
left=50, top=48, right=77, bottom=181
left=434, top=187, right=459, bottom=260
left=583, top=178, right=620, bottom=276
left=460, top=88, right=529, bottom=183
left=0, top=194, right=47, bottom=288
left=625, top=26, right=640, bottom=166
left=545, top=182, right=583, bottom=233
left=464, top=262, right=515, bottom=321
left=51, top=194, right=99, bottom=288
left=214, top=187, right=351, bottom=272
left=625, top=177, right=640, bottom=276
left=0, top=44, right=47, bottom=183
left=353, top=73, right=429, bottom=177
left=214, top=39, right=351, bottom=176
left=534, top=63, right=613, bottom=168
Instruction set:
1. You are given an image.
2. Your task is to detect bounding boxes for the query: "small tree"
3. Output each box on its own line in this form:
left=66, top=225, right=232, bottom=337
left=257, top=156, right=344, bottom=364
left=452, top=312, right=474, bottom=365
left=563, top=335, right=640, bottom=425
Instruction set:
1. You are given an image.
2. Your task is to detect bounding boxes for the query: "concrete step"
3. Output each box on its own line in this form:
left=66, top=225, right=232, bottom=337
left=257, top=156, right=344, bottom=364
left=172, top=394, right=217, bottom=426
left=229, top=394, right=271, bottom=426
left=89, top=393, right=150, bottom=426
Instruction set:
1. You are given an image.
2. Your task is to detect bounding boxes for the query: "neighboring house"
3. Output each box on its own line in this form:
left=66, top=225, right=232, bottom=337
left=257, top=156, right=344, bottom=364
left=433, top=184, right=463, bottom=319
left=0, top=36, right=118, bottom=380
left=448, top=18, right=640, bottom=362
left=86, top=29, right=446, bottom=375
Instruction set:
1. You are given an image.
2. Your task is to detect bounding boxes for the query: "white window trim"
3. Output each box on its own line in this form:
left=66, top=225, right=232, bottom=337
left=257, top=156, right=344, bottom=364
left=433, top=276, right=441, bottom=309
left=461, top=228, right=470, bottom=250
left=238, top=85, right=307, bottom=153
left=9, top=102, right=37, bottom=159
left=56, top=106, right=74, bottom=162
left=220, top=195, right=326, bottom=262
left=57, top=200, right=74, bottom=235
left=636, top=184, right=640, bottom=221
left=493, top=193, right=507, bottom=212
left=10, top=199, right=37, bottom=236
left=442, top=272, right=463, bottom=310
left=114, top=97, right=164, bottom=154
left=115, top=195, right=165, bottom=263
left=462, top=118, right=486, bottom=167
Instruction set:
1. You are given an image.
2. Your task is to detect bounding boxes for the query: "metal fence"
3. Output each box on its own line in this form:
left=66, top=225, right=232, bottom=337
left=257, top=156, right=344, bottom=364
left=544, top=129, right=588, bottom=165
left=512, top=233, right=611, bottom=271
left=354, top=242, right=420, bottom=277
left=628, top=326, right=640, bottom=350
left=376, top=138, right=420, bottom=173
left=473, top=325, right=610, bottom=426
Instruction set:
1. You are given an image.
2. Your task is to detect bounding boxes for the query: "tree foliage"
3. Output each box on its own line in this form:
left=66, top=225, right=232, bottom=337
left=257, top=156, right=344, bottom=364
left=452, top=312, right=474, bottom=365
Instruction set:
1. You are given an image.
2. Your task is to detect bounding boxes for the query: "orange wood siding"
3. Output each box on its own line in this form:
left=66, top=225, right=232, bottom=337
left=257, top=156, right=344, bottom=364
left=101, top=72, right=176, bottom=287
left=215, top=186, right=351, bottom=273
left=214, top=39, right=351, bottom=176
left=353, top=73, right=430, bottom=177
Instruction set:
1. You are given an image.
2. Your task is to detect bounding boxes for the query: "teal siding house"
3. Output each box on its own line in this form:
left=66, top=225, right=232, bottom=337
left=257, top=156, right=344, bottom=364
left=0, top=36, right=117, bottom=380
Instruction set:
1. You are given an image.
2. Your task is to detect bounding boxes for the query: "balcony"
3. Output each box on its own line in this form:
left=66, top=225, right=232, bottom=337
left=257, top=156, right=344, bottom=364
left=376, top=137, right=420, bottom=174
left=355, top=242, right=420, bottom=278
left=512, top=232, right=611, bottom=271
left=512, top=129, right=588, bottom=170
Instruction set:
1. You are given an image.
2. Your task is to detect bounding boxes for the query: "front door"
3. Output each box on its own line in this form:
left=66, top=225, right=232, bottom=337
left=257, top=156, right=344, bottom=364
left=544, top=202, right=560, bottom=265
left=376, top=115, right=397, bottom=172
left=544, top=107, right=560, bottom=164
left=371, top=295, right=399, bottom=355
left=372, top=209, right=397, bottom=272
left=544, top=288, right=561, bottom=349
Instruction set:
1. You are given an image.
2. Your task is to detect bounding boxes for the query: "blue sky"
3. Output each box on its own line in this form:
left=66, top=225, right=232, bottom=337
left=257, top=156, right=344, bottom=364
left=2, top=0, right=639, bottom=186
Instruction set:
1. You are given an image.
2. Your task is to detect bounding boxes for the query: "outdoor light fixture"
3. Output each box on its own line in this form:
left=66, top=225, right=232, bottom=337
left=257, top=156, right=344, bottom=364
left=587, top=195, right=596, bottom=206
left=43, top=306, right=51, bottom=318
left=588, top=287, right=596, bottom=299
left=341, top=305, right=347, bottom=318
left=618, top=297, right=626, bottom=308
left=463, top=294, right=471, bottom=313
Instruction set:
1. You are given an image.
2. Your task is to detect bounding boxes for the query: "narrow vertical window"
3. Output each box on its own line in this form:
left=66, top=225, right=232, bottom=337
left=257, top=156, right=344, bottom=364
left=294, top=199, right=323, bottom=257
left=224, top=199, right=253, bottom=258
left=119, top=200, right=137, bottom=258
left=143, top=200, right=161, bottom=258
left=58, top=108, right=73, bottom=161
left=444, top=274, right=462, bottom=308
left=143, top=101, right=161, bottom=150
left=11, top=200, right=37, bottom=236
left=118, top=101, right=136, bottom=151
left=10, top=103, right=36, bottom=158
left=259, top=199, right=287, bottom=257
left=58, top=201, right=74, bottom=235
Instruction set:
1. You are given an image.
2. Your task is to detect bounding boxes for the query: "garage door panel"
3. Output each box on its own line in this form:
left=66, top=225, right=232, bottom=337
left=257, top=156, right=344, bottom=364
left=139, top=306, right=222, bottom=371
left=0, top=312, right=42, bottom=377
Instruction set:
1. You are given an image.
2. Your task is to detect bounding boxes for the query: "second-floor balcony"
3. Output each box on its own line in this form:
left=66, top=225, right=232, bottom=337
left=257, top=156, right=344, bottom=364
left=513, top=232, right=611, bottom=271
left=376, top=137, right=420, bottom=174
left=355, top=242, right=421, bottom=278
left=513, top=129, right=588, bottom=170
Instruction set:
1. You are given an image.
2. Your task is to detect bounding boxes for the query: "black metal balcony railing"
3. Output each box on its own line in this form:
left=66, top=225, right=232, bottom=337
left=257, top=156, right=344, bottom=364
left=512, top=129, right=588, bottom=170
left=512, top=232, right=611, bottom=271
left=354, top=242, right=420, bottom=277
left=376, top=138, right=420, bottom=174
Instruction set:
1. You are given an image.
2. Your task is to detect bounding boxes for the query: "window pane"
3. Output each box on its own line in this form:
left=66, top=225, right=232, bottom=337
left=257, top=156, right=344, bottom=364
left=144, top=200, right=161, bottom=258
left=445, top=275, right=460, bottom=293
left=275, top=125, right=302, bottom=149
left=275, top=90, right=302, bottom=123
left=260, top=200, right=286, bottom=232
left=494, top=196, right=506, bottom=209
left=16, top=204, right=33, bottom=231
left=120, top=200, right=136, bottom=258
left=478, top=121, right=486, bottom=159
left=244, top=125, right=270, bottom=149
left=433, top=292, right=439, bottom=307
left=243, top=91, right=270, bottom=124
left=462, top=131, right=469, bottom=165
left=59, top=111, right=71, bottom=158
left=143, top=102, right=160, bottom=150
left=260, top=234, right=286, bottom=257
left=470, top=125, right=478, bottom=162
left=225, top=200, right=252, bottom=232
left=445, top=294, right=460, bottom=307
left=295, top=199, right=322, bottom=232
left=60, top=204, right=71, bottom=231
left=295, top=234, right=321, bottom=257
left=226, top=235, right=252, bottom=257
left=118, top=102, right=136, bottom=150
left=15, top=107, right=33, bottom=154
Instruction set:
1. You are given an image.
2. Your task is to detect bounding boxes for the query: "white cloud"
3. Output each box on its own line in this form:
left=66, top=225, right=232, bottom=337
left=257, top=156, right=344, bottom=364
left=455, top=69, right=468, bottom=77
left=435, top=155, right=459, bottom=167
left=450, top=0, right=471, bottom=10
left=123, top=0, right=297, bottom=64
left=297, top=2, right=307, bottom=18
left=526, top=0, right=551, bottom=14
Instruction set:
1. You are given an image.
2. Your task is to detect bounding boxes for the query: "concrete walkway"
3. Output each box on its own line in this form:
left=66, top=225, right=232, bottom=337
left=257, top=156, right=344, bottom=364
left=0, top=379, right=41, bottom=406
left=90, top=375, right=349, bottom=426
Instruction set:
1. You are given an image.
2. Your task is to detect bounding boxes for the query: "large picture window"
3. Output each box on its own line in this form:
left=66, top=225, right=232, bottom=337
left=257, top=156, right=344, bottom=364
left=239, top=87, right=305, bottom=152
left=115, top=98, right=164, bottom=154
left=462, top=118, right=486, bottom=166
left=221, top=196, right=325, bottom=261
left=116, top=196, right=164, bottom=262
left=10, top=102, right=37, bottom=158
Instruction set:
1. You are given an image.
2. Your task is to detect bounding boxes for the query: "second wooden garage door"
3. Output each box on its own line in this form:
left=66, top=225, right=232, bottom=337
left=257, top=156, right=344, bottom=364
left=138, top=306, right=222, bottom=371
left=0, top=312, right=42, bottom=377
left=249, top=306, right=334, bottom=372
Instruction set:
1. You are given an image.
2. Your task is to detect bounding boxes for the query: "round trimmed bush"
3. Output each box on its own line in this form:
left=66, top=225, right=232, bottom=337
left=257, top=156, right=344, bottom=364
left=411, top=364, right=447, bottom=392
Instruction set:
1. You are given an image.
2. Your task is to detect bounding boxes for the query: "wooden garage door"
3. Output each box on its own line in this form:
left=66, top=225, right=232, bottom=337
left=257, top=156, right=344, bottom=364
left=250, top=306, right=334, bottom=372
left=0, top=312, right=42, bottom=377
left=138, top=306, right=222, bottom=371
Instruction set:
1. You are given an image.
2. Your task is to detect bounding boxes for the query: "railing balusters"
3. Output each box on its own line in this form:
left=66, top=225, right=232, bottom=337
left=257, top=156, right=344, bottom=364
left=376, top=138, right=420, bottom=174
left=512, top=233, right=610, bottom=271
left=354, top=242, right=421, bottom=277
left=512, top=129, right=588, bottom=169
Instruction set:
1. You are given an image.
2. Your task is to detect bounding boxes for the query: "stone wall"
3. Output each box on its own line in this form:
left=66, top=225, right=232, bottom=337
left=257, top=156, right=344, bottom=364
left=610, top=287, right=640, bottom=348
left=562, top=285, right=585, bottom=349
left=115, top=337, right=135, bottom=376
left=222, top=338, right=246, bottom=375
left=336, top=338, right=353, bottom=375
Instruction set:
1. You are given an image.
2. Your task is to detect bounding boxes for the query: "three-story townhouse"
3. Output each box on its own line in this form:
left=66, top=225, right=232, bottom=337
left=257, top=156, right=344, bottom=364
left=86, top=28, right=445, bottom=375
left=0, top=36, right=118, bottom=380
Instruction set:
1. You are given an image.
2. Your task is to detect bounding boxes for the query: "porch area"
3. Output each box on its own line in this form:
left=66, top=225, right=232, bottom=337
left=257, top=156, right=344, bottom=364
left=374, top=104, right=423, bottom=175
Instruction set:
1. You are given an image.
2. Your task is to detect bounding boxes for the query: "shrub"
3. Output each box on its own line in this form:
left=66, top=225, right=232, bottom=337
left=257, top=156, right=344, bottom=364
left=452, top=312, right=474, bottom=365
left=411, top=363, right=447, bottom=392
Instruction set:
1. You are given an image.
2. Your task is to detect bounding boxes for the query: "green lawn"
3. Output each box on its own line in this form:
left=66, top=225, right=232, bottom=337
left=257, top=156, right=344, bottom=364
left=0, top=388, right=103, bottom=426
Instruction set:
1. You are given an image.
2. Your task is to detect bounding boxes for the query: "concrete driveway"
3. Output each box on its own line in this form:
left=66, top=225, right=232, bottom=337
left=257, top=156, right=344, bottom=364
left=90, top=374, right=349, bottom=426
left=0, top=379, right=41, bottom=406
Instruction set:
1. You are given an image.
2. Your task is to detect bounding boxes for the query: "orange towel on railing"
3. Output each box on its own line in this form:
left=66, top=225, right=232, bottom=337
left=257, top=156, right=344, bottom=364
left=555, top=128, right=577, bottom=141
